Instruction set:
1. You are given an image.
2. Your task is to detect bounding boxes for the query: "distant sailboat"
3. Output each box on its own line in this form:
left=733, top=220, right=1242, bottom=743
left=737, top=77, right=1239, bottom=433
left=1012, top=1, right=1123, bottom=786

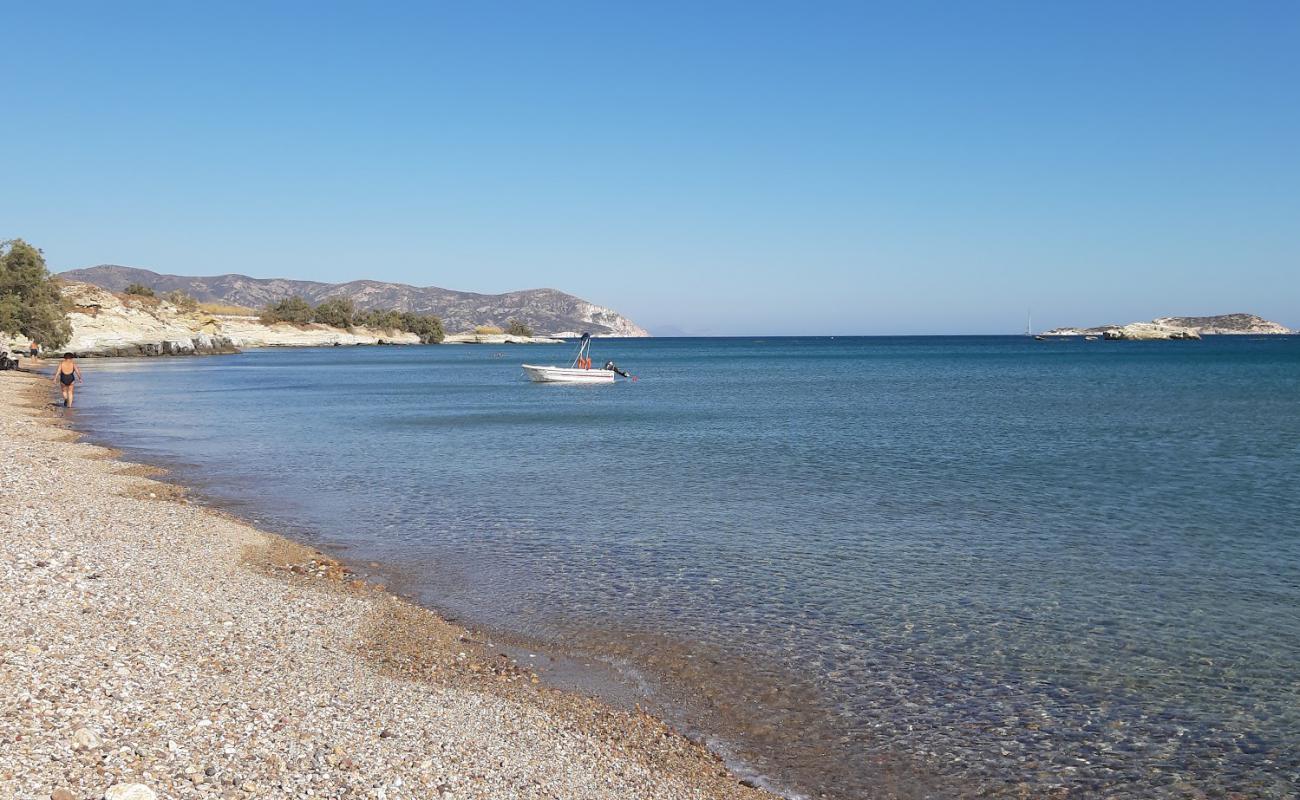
left=1028, top=310, right=1047, bottom=340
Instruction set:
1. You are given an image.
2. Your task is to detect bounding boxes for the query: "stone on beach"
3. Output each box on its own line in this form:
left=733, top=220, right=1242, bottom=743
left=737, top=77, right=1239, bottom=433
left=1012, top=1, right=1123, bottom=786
left=103, top=785, right=156, bottom=800
left=70, top=726, right=102, bottom=751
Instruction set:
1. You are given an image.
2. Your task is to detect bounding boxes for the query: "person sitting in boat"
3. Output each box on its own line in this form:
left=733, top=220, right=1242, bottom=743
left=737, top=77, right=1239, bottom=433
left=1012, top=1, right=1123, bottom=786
left=603, top=360, right=629, bottom=378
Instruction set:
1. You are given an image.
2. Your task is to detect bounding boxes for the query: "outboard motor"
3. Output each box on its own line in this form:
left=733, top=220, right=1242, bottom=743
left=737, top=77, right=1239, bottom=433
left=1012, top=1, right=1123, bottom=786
left=603, top=360, right=629, bottom=378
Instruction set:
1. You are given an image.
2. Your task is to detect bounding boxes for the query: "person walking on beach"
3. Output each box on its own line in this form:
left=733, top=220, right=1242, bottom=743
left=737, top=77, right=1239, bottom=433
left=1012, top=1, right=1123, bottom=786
left=28, top=341, right=39, bottom=361
left=54, top=353, right=82, bottom=408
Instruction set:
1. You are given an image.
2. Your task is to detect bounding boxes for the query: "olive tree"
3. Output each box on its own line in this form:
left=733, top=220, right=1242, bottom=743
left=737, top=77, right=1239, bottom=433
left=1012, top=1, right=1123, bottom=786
left=312, top=297, right=355, bottom=329
left=0, top=239, right=72, bottom=350
left=259, top=296, right=314, bottom=324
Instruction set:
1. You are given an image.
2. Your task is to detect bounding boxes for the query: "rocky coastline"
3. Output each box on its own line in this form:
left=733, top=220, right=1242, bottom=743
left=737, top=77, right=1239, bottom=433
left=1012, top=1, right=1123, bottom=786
left=2, top=283, right=567, bottom=358
left=0, top=370, right=769, bottom=800
left=51, top=282, right=423, bottom=357
left=1101, top=324, right=1201, bottom=341
left=440, top=332, right=565, bottom=345
left=61, top=266, right=651, bottom=339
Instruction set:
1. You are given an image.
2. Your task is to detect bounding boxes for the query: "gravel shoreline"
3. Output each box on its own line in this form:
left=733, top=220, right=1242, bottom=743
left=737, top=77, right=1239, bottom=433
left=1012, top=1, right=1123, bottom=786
left=0, top=371, right=772, bottom=800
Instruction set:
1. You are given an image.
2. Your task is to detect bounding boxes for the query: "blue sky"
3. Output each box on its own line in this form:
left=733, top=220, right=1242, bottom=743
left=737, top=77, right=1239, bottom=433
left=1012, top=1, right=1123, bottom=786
left=3, top=1, right=1297, bottom=334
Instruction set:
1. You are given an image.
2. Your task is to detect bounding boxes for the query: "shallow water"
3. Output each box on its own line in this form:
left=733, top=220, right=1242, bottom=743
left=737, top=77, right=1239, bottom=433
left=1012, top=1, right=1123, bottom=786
left=71, top=337, right=1300, bottom=798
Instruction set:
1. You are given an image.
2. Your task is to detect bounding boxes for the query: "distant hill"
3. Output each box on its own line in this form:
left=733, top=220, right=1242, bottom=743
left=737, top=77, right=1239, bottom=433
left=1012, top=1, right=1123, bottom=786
left=60, top=265, right=649, bottom=337
left=1043, top=313, right=1291, bottom=337
left=1150, top=314, right=1292, bottom=334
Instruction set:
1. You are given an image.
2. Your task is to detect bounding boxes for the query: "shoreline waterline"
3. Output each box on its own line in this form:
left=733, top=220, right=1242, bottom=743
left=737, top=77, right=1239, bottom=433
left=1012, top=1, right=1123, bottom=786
left=57, top=388, right=815, bottom=800
left=67, top=429, right=810, bottom=799
left=0, top=371, right=776, bottom=800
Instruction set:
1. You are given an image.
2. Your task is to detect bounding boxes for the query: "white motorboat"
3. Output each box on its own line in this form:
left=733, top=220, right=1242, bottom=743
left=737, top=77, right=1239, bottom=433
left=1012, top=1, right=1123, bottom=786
left=522, top=332, right=629, bottom=384
left=521, top=364, right=616, bottom=383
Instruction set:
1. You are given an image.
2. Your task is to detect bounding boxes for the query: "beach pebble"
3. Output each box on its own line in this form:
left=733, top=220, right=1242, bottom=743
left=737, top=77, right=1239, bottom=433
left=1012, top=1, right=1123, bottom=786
left=50, top=789, right=75, bottom=800
left=71, top=727, right=102, bottom=751
left=104, top=784, right=156, bottom=800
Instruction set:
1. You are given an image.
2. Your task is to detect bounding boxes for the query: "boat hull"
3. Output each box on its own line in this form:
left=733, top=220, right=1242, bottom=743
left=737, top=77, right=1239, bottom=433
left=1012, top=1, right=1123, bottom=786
left=521, top=364, right=617, bottom=384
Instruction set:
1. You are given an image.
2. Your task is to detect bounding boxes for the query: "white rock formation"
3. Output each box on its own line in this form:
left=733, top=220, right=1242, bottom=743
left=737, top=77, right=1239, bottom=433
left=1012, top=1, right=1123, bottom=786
left=441, top=332, right=564, bottom=344
left=1101, top=323, right=1201, bottom=341
left=59, top=282, right=419, bottom=356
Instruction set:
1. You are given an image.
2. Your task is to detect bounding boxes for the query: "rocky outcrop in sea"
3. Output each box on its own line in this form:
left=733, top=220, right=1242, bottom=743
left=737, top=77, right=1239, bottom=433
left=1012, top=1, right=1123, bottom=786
left=1101, top=323, right=1201, bottom=341
left=1043, top=313, right=1291, bottom=339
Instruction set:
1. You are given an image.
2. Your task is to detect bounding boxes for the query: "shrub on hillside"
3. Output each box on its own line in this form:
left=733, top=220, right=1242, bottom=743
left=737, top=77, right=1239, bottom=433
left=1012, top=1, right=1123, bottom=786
left=401, top=312, right=444, bottom=344
left=0, top=239, right=72, bottom=350
left=259, top=296, right=314, bottom=325
left=163, top=290, right=198, bottom=311
left=474, top=324, right=504, bottom=335
left=312, top=297, right=355, bottom=329
left=354, top=308, right=444, bottom=343
left=124, top=283, right=155, bottom=297
left=355, top=308, right=403, bottom=330
left=506, top=320, right=534, bottom=337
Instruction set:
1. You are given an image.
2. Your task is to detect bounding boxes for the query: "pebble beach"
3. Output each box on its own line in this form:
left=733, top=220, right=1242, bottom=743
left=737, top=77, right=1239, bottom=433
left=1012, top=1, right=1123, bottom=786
left=0, top=370, right=771, bottom=800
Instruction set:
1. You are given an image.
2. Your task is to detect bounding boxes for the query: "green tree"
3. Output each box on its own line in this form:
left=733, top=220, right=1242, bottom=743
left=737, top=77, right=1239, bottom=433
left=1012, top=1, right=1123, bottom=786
left=400, top=312, right=445, bottom=343
left=350, top=307, right=443, bottom=343
left=0, top=239, right=72, bottom=350
left=356, top=308, right=403, bottom=330
left=124, top=282, right=155, bottom=297
left=506, top=319, right=534, bottom=337
left=312, top=297, right=355, bottom=329
left=259, top=296, right=314, bottom=324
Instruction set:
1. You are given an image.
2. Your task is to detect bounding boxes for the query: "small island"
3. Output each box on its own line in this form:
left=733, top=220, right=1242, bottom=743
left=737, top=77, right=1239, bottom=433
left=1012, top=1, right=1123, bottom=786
left=1043, top=313, right=1292, bottom=341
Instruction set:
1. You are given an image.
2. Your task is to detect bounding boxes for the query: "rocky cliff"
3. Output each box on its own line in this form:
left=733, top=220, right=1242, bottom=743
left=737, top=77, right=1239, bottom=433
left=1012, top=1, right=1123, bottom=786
left=1101, top=323, right=1201, bottom=341
left=57, top=282, right=423, bottom=356
left=61, top=265, right=650, bottom=338
left=1043, top=313, right=1291, bottom=338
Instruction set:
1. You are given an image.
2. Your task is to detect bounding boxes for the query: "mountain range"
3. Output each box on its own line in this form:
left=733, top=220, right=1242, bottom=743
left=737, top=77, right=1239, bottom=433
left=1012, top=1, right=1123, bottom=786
left=60, top=266, right=649, bottom=337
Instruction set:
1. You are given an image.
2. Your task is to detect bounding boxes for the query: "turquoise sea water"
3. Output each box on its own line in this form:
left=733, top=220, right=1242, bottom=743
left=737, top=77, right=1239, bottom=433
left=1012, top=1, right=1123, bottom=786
left=70, top=337, right=1300, bottom=798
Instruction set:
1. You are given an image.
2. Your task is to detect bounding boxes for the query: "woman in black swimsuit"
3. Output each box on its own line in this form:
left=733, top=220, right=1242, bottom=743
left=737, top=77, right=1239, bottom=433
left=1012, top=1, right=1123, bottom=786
left=55, top=353, right=82, bottom=408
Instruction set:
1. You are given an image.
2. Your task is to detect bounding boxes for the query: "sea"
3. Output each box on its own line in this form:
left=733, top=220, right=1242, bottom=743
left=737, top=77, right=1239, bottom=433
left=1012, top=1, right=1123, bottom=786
left=67, top=336, right=1300, bottom=799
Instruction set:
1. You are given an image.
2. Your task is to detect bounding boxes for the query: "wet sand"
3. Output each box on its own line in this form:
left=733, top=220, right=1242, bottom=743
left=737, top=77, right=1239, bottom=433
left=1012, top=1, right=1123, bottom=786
left=0, top=370, right=772, bottom=800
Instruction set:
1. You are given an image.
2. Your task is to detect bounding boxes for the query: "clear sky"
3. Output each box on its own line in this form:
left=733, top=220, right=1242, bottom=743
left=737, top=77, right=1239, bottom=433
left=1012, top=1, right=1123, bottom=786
left=3, top=1, right=1297, bottom=334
